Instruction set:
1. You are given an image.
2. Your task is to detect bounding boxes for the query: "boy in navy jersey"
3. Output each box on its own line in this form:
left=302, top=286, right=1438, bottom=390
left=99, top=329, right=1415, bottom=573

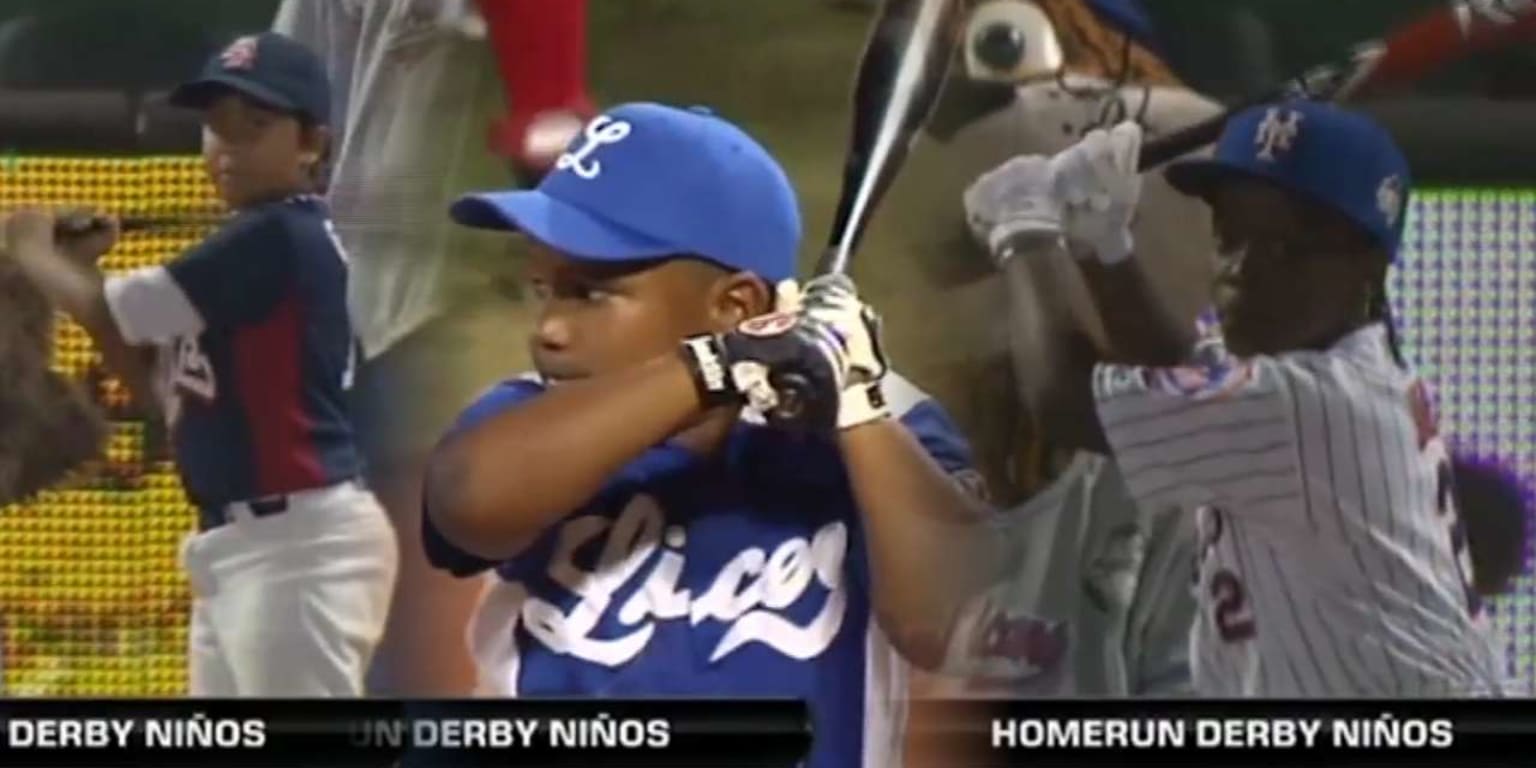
left=1, top=32, right=397, bottom=696
left=422, top=103, right=994, bottom=767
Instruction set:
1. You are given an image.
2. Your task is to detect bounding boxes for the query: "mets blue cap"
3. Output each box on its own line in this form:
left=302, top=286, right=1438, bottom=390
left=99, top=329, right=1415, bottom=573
left=1165, top=100, right=1411, bottom=260
left=450, top=102, right=802, bottom=283
left=170, top=33, right=330, bottom=124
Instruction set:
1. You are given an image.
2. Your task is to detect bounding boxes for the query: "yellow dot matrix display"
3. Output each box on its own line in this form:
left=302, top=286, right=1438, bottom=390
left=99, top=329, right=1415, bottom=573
left=0, top=156, right=219, bottom=696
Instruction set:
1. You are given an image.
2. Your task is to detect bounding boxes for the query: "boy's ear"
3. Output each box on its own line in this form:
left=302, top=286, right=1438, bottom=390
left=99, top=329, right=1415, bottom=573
left=299, top=123, right=332, bottom=168
left=710, top=272, right=773, bottom=330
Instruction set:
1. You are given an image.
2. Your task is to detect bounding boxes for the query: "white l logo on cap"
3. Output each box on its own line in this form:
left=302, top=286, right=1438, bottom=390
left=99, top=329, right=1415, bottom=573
left=557, top=116, right=632, bottom=180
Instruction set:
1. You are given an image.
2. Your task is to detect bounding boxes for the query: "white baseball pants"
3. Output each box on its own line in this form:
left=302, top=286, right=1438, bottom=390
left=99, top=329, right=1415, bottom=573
left=180, top=480, right=399, bottom=696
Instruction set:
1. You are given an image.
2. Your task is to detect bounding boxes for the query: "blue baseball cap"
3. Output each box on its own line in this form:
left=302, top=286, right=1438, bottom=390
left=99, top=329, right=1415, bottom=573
left=1086, top=0, right=1164, bottom=56
left=450, top=102, right=802, bottom=283
left=169, top=32, right=330, bottom=124
left=1165, top=100, right=1411, bottom=260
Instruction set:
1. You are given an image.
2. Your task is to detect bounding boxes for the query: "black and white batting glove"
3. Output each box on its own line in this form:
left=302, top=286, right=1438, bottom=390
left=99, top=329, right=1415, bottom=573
left=680, top=311, right=846, bottom=433
left=678, top=276, right=891, bottom=432
left=799, top=275, right=891, bottom=430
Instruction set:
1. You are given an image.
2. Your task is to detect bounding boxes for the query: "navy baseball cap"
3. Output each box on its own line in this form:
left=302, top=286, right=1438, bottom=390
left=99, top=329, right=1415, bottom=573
left=450, top=102, right=802, bottom=283
left=1166, top=100, right=1411, bottom=260
left=169, top=32, right=330, bottom=124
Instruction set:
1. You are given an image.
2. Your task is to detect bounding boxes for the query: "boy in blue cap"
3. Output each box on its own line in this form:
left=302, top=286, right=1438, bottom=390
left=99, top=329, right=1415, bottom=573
left=964, top=101, right=1513, bottom=696
left=1, top=32, right=397, bottom=696
left=422, top=103, right=993, bottom=766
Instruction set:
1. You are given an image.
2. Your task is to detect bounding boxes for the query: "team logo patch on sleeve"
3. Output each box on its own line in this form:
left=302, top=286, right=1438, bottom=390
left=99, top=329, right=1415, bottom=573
left=1148, top=359, right=1255, bottom=400
left=1093, top=358, right=1255, bottom=401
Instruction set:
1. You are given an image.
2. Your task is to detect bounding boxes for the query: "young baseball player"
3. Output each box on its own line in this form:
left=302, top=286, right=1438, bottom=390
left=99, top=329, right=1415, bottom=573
left=0, top=32, right=398, bottom=696
left=966, top=100, right=1512, bottom=696
left=421, top=102, right=991, bottom=767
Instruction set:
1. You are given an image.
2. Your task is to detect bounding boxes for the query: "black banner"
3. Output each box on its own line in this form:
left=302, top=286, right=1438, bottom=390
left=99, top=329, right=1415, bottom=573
left=0, top=699, right=810, bottom=767
left=909, top=699, right=1536, bottom=767
left=7, top=698, right=1536, bottom=766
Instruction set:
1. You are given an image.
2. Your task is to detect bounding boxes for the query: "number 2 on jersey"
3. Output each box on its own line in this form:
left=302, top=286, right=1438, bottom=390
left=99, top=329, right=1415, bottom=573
left=1211, top=569, right=1257, bottom=642
left=1411, top=381, right=1482, bottom=620
left=1197, top=507, right=1257, bottom=642
left=1435, top=460, right=1483, bottom=619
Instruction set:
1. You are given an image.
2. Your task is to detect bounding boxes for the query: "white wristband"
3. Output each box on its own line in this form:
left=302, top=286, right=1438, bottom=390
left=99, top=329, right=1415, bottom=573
left=837, top=380, right=891, bottom=430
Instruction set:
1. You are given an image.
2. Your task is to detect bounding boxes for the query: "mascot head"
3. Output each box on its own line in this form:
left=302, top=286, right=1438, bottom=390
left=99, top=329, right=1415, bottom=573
left=931, top=0, right=1188, bottom=141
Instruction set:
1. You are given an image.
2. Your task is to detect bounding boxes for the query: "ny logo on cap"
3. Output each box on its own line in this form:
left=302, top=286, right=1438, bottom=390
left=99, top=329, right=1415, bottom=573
left=220, top=36, right=260, bottom=71
left=1377, top=174, right=1404, bottom=227
left=556, top=116, right=632, bottom=180
left=1254, top=107, right=1303, bottom=162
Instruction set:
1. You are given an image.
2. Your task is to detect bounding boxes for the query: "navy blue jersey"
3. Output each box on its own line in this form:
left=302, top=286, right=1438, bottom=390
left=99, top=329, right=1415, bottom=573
left=423, top=375, right=977, bottom=768
left=160, top=195, right=361, bottom=508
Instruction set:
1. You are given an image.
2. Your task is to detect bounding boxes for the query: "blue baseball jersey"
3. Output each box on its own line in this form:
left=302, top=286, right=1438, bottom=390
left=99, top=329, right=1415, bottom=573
left=161, top=195, right=362, bottom=513
left=423, top=375, right=977, bottom=768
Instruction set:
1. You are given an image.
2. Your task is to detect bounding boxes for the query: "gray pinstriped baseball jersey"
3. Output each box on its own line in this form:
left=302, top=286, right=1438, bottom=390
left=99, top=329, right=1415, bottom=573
left=940, top=453, right=1198, bottom=697
left=1093, top=322, right=1508, bottom=697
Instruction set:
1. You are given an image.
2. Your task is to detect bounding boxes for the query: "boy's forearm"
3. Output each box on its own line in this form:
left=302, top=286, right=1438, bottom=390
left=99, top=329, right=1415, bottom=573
left=1002, top=245, right=1111, bottom=454
left=11, top=245, right=157, bottom=410
left=837, top=419, right=999, bottom=670
left=426, top=353, right=712, bottom=561
left=1074, top=256, right=1194, bottom=367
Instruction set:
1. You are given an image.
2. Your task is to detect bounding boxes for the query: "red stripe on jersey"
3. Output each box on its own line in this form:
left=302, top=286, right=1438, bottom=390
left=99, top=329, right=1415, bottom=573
left=232, top=294, right=324, bottom=492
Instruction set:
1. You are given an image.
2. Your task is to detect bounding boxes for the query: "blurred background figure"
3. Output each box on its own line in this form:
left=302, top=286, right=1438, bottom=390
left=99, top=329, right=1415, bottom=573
left=272, top=0, right=593, bottom=695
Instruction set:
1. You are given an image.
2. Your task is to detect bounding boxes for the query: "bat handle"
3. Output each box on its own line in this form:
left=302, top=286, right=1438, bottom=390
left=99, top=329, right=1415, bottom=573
left=53, top=216, right=112, bottom=239
left=1138, top=115, right=1226, bottom=172
left=53, top=215, right=157, bottom=239
left=815, top=243, right=854, bottom=277
left=767, top=372, right=815, bottom=426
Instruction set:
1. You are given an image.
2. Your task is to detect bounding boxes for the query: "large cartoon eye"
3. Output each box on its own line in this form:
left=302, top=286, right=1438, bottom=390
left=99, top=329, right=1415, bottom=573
left=963, top=0, right=1063, bottom=83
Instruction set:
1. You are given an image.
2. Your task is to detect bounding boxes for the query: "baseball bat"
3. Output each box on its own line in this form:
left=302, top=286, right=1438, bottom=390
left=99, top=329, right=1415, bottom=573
left=817, top=0, right=965, bottom=276
left=766, top=0, right=962, bottom=426
left=1138, top=0, right=1536, bottom=170
left=53, top=213, right=225, bottom=239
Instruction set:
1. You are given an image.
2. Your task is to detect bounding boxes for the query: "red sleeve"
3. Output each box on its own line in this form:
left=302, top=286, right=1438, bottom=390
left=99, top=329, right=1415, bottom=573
left=476, top=0, right=596, bottom=177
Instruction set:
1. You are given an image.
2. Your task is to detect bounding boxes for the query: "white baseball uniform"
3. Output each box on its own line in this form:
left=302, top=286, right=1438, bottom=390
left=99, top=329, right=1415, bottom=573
left=274, top=0, right=510, bottom=359
left=1093, top=319, right=1510, bottom=697
left=940, top=452, right=1197, bottom=696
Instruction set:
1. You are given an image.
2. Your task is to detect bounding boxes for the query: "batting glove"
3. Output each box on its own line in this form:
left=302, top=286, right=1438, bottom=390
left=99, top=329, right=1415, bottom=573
left=1052, top=121, right=1143, bottom=265
left=679, top=311, right=847, bottom=433
left=962, top=155, right=1064, bottom=267
left=677, top=277, right=891, bottom=432
left=799, top=275, right=891, bottom=430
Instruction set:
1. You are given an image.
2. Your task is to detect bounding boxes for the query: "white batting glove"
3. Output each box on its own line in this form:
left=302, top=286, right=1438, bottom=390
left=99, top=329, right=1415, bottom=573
left=1052, top=121, right=1143, bottom=265
left=962, top=155, right=1064, bottom=266
left=799, top=275, right=891, bottom=430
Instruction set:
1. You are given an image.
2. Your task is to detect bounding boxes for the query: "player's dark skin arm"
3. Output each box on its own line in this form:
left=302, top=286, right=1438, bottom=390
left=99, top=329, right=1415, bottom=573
left=1073, top=254, right=1194, bottom=368
left=997, top=240, right=1192, bottom=454
left=1002, top=244, right=1115, bottom=454
left=838, top=419, right=1002, bottom=671
left=426, top=354, right=725, bottom=561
